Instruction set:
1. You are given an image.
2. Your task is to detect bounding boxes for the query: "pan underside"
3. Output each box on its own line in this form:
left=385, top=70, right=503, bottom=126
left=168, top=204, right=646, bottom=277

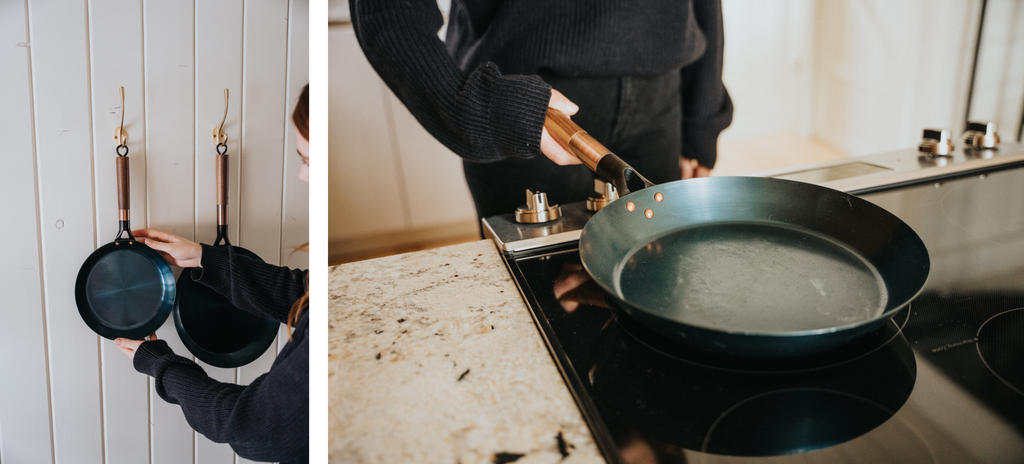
left=615, top=222, right=888, bottom=334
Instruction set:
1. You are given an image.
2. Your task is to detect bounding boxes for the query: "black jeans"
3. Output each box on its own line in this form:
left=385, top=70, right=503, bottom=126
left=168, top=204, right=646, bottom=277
left=463, top=71, right=683, bottom=224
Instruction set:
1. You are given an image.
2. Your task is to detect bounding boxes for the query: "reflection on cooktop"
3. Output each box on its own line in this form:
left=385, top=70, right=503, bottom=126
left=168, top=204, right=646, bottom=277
left=588, top=312, right=916, bottom=457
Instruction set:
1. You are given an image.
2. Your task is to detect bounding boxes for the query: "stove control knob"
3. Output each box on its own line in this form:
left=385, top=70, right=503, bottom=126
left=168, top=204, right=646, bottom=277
left=918, top=128, right=954, bottom=156
left=587, top=179, right=619, bottom=212
left=515, top=189, right=561, bottom=224
left=963, top=121, right=1000, bottom=149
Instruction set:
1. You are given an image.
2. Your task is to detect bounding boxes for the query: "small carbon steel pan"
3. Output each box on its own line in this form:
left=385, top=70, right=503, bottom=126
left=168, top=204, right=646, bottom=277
left=76, top=149, right=175, bottom=340
left=173, top=146, right=279, bottom=368
left=545, top=109, right=930, bottom=357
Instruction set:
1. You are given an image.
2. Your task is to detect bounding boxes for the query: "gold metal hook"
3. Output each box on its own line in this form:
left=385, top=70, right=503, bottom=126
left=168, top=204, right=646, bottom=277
left=113, top=86, right=128, bottom=146
left=212, top=89, right=229, bottom=145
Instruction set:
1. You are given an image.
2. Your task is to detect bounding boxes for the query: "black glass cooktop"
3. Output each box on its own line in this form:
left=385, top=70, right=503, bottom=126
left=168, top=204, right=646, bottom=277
left=501, top=166, right=1024, bottom=463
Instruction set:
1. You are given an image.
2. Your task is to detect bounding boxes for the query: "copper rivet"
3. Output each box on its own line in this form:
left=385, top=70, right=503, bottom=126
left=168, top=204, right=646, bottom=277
left=626, top=202, right=636, bottom=212
left=644, top=209, right=654, bottom=219
left=654, top=192, right=663, bottom=202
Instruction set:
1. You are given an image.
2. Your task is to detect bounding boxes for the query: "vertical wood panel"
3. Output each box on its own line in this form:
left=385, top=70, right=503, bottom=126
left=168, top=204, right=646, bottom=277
left=150, top=317, right=197, bottom=464
left=282, top=0, right=309, bottom=271
left=195, top=1, right=245, bottom=461
left=238, top=0, right=290, bottom=264
left=236, top=0, right=292, bottom=414
left=87, top=1, right=151, bottom=463
left=27, top=0, right=104, bottom=462
left=144, top=2, right=197, bottom=462
left=0, top=1, right=54, bottom=463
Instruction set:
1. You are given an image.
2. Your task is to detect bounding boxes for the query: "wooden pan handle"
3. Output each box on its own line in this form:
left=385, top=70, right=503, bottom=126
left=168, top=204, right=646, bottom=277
left=216, top=154, right=228, bottom=226
left=543, top=108, right=654, bottom=196
left=544, top=108, right=611, bottom=170
left=116, top=156, right=130, bottom=221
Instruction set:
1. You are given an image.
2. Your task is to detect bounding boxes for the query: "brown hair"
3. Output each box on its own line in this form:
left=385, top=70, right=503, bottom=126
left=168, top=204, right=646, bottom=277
left=292, top=84, right=309, bottom=141
left=287, top=261, right=308, bottom=337
left=287, top=84, right=310, bottom=337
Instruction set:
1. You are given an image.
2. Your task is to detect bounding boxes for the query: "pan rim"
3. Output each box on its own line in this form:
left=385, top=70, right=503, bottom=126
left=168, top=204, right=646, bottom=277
left=76, top=241, right=176, bottom=340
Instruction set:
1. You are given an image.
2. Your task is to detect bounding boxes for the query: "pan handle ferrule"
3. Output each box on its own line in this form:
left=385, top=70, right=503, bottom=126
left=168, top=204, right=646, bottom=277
left=115, top=220, right=135, bottom=243
left=596, top=154, right=655, bottom=196
left=214, top=224, right=231, bottom=247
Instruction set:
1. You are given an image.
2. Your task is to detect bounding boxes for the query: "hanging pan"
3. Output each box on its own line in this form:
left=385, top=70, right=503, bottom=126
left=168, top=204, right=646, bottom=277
left=76, top=144, right=176, bottom=340
left=172, top=140, right=279, bottom=368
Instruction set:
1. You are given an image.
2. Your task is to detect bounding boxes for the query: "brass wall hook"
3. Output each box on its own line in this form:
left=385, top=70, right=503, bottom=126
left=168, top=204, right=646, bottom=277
left=212, top=89, right=229, bottom=145
left=113, top=86, right=128, bottom=146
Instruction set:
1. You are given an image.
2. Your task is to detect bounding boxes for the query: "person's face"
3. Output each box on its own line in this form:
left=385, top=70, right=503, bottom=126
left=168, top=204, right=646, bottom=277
left=296, top=127, right=309, bottom=183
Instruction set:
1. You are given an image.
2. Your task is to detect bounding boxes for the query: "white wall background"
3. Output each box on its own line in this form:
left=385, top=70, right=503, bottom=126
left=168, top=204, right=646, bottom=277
left=969, top=0, right=1024, bottom=140
left=329, top=22, right=478, bottom=263
left=720, top=0, right=991, bottom=156
left=0, top=1, right=308, bottom=463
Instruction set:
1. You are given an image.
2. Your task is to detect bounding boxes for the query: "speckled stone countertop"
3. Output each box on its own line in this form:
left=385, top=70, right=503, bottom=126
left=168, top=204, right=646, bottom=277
left=328, top=240, right=603, bottom=464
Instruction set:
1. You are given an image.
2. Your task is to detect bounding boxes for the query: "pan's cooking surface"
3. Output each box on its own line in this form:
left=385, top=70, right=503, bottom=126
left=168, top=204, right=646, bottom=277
left=618, top=222, right=887, bottom=332
left=178, top=282, right=264, bottom=353
left=85, top=248, right=166, bottom=329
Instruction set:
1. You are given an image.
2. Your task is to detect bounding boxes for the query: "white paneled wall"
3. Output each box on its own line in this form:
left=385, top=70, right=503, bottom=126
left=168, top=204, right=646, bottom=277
left=0, top=1, right=308, bottom=463
left=720, top=0, right=984, bottom=156
left=970, top=0, right=1024, bottom=140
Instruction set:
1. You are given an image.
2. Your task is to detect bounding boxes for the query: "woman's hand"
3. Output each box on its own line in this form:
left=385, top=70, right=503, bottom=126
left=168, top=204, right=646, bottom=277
left=540, top=89, right=583, bottom=166
left=132, top=229, right=203, bottom=268
left=681, top=157, right=711, bottom=179
left=114, top=333, right=158, bottom=361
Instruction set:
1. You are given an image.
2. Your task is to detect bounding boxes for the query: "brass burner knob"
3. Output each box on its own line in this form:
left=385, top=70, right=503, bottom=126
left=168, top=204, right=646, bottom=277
left=586, top=179, right=619, bottom=212
left=963, top=121, right=999, bottom=149
left=918, top=128, right=954, bottom=156
left=515, top=190, right=561, bottom=224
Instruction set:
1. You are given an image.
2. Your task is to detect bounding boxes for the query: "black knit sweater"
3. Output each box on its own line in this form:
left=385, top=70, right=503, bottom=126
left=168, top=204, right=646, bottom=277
left=134, top=244, right=308, bottom=464
left=351, top=0, right=732, bottom=167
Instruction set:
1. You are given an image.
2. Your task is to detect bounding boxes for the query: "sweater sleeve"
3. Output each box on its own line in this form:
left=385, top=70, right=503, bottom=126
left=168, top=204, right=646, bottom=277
left=680, top=0, right=733, bottom=168
left=350, top=0, right=552, bottom=163
left=133, top=329, right=309, bottom=462
left=189, top=244, right=307, bottom=324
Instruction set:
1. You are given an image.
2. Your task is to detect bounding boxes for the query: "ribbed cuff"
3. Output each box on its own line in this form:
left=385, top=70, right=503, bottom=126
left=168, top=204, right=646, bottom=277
left=133, top=339, right=174, bottom=377
left=192, top=243, right=231, bottom=283
left=487, top=71, right=552, bottom=160
left=458, top=62, right=552, bottom=162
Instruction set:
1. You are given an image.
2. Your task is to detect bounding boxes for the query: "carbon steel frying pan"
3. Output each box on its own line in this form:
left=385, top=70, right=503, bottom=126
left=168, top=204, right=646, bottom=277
left=76, top=148, right=176, bottom=340
left=172, top=146, right=279, bottom=368
left=545, top=109, right=930, bottom=357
